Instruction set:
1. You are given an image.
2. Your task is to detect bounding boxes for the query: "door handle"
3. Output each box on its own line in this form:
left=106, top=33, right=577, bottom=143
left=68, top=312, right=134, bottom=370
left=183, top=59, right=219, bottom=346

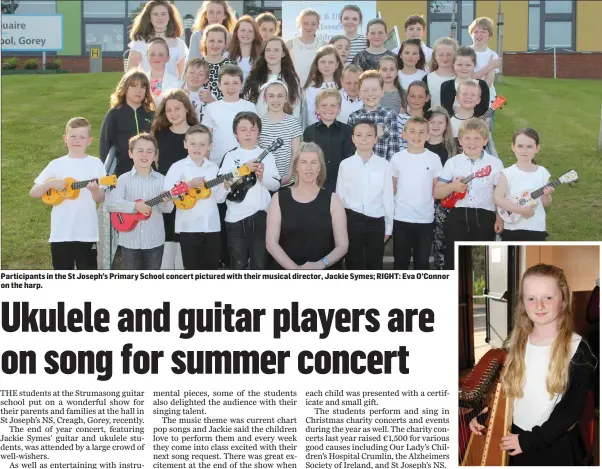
left=482, top=289, right=508, bottom=302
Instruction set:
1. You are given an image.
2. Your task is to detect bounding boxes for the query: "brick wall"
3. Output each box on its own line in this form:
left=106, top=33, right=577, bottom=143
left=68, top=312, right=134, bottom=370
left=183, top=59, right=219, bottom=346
left=503, top=52, right=602, bottom=79
left=10, top=56, right=124, bottom=73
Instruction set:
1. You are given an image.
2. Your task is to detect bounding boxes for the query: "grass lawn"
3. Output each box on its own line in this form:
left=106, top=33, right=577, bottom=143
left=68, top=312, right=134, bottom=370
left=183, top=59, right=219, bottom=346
left=1, top=74, right=602, bottom=269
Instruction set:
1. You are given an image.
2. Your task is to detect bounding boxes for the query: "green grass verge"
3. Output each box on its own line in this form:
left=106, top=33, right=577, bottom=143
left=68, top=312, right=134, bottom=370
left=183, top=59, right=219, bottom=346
left=1, top=74, right=601, bottom=269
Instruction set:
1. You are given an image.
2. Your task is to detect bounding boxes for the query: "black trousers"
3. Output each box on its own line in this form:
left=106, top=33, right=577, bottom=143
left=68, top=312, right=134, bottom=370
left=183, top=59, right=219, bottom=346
left=179, top=232, right=221, bottom=270
left=444, top=207, right=496, bottom=270
left=501, top=229, right=547, bottom=242
left=51, top=242, right=97, bottom=270
left=345, top=210, right=385, bottom=270
left=226, top=211, right=268, bottom=270
left=393, top=220, right=433, bottom=270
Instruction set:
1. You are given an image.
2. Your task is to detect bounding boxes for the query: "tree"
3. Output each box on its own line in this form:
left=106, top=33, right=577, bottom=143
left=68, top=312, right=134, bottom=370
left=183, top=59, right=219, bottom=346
left=1, top=0, right=20, bottom=14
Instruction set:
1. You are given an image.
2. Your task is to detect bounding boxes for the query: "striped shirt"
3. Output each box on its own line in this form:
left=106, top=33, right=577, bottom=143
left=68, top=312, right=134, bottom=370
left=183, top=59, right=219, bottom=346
left=347, top=34, right=367, bottom=64
left=397, top=113, right=410, bottom=150
left=105, top=168, right=174, bottom=250
left=259, top=114, right=303, bottom=177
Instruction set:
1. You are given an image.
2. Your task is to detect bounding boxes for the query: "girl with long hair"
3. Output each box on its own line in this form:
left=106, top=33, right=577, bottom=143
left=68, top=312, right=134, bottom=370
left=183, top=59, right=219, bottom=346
left=243, top=37, right=302, bottom=120
left=226, top=15, right=263, bottom=85
left=378, top=56, right=407, bottom=113
left=128, top=0, right=187, bottom=78
left=423, top=36, right=457, bottom=109
left=187, top=0, right=236, bottom=63
left=470, top=264, right=597, bottom=465
left=285, top=8, right=326, bottom=87
left=100, top=69, right=155, bottom=177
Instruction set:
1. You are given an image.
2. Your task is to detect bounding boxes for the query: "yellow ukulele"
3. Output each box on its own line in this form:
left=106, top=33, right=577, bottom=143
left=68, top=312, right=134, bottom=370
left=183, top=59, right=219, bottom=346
left=42, top=175, right=117, bottom=205
left=174, top=166, right=251, bottom=210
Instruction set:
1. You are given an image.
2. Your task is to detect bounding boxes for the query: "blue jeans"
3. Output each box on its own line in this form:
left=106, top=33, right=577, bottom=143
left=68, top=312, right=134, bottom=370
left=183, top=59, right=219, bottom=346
left=121, top=245, right=164, bottom=270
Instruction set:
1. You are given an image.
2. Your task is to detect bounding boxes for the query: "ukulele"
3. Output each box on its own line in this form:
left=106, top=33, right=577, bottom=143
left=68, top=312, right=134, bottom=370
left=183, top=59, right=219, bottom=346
left=227, top=138, right=284, bottom=203
left=480, top=96, right=506, bottom=120
left=42, top=175, right=117, bottom=205
left=441, top=165, right=492, bottom=209
left=174, top=166, right=252, bottom=210
left=111, top=182, right=189, bottom=232
left=497, top=170, right=578, bottom=223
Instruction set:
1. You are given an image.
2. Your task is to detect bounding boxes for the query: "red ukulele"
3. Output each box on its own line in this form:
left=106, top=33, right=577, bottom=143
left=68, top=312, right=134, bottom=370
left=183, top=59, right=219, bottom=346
left=441, top=165, right=492, bottom=209
left=110, top=182, right=188, bottom=232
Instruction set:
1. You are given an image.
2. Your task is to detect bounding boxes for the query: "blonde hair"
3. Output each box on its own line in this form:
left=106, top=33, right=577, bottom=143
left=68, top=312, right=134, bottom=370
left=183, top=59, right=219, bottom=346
left=458, top=118, right=489, bottom=140
left=342, top=64, right=362, bottom=77
left=65, top=117, right=91, bottom=135
left=193, top=0, right=236, bottom=33
left=456, top=80, right=481, bottom=97
left=359, top=70, right=383, bottom=88
left=315, top=88, right=342, bottom=107
left=429, top=36, right=458, bottom=72
left=296, top=8, right=320, bottom=28
left=469, top=17, right=494, bottom=37
left=502, top=264, right=575, bottom=399
left=292, top=142, right=327, bottom=188
left=426, top=107, right=456, bottom=157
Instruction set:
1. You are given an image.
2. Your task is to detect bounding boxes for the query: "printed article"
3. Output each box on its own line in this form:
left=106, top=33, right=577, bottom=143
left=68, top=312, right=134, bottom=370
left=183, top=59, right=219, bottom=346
left=0, top=274, right=457, bottom=468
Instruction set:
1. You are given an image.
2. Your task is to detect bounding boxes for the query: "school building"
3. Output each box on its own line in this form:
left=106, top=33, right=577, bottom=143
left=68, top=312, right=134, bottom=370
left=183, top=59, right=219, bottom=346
left=3, top=0, right=601, bottom=78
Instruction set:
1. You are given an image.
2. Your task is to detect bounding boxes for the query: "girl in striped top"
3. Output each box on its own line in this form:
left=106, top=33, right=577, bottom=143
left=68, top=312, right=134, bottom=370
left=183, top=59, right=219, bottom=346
left=258, top=81, right=303, bottom=186
left=340, top=4, right=366, bottom=64
left=303, top=45, right=344, bottom=128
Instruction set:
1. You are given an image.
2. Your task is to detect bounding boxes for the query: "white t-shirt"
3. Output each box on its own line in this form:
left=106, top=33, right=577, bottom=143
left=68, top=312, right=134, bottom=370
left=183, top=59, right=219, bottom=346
left=424, top=71, right=455, bottom=108
left=34, top=155, right=106, bottom=242
left=338, top=91, right=363, bottom=124
left=201, top=99, right=257, bottom=166
left=218, top=147, right=280, bottom=223
left=398, top=69, right=428, bottom=91
left=393, top=42, right=433, bottom=71
left=390, top=149, right=442, bottom=223
left=163, top=157, right=225, bottom=233
left=513, top=333, right=582, bottom=432
left=502, top=164, right=551, bottom=232
left=128, top=38, right=188, bottom=78
left=472, top=47, right=499, bottom=104
left=439, top=152, right=504, bottom=211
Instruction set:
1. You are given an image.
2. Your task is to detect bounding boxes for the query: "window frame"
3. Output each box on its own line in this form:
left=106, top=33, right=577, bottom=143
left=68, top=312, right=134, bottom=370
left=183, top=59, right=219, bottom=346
left=426, top=0, right=477, bottom=47
left=528, top=0, right=576, bottom=52
left=81, top=1, right=132, bottom=57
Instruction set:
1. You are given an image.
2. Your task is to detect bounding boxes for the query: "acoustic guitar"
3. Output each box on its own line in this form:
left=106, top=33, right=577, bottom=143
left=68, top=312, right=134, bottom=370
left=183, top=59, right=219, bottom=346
left=441, top=165, right=492, bottom=209
left=110, top=182, right=189, bottom=232
left=227, top=138, right=284, bottom=203
left=42, top=175, right=117, bottom=205
left=497, top=170, right=578, bottom=223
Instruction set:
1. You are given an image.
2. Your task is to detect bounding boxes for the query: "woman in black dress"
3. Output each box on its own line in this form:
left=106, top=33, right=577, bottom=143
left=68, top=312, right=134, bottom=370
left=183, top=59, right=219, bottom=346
left=266, top=142, right=348, bottom=269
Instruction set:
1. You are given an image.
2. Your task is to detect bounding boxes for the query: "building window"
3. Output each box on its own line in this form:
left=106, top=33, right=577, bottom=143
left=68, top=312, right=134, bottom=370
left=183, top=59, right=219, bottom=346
left=1, top=0, right=56, bottom=14
left=244, top=0, right=282, bottom=21
left=528, top=0, right=575, bottom=51
left=427, top=0, right=476, bottom=47
left=85, top=23, right=125, bottom=53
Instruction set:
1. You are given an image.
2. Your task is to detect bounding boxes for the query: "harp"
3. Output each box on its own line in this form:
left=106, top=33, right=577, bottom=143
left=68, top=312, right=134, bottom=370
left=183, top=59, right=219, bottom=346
left=459, top=348, right=513, bottom=466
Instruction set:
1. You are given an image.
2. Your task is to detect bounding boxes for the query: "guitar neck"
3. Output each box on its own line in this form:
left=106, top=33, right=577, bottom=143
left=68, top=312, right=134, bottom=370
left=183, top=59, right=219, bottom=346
left=530, top=178, right=562, bottom=200
left=481, top=106, right=495, bottom=120
left=144, top=192, right=171, bottom=207
left=461, top=174, right=476, bottom=184
left=71, top=178, right=97, bottom=189
left=208, top=149, right=270, bottom=189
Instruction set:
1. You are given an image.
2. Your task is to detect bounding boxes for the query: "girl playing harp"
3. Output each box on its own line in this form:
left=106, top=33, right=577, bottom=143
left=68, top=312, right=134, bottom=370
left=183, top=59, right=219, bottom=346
left=469, top=264, right=596, bottom=465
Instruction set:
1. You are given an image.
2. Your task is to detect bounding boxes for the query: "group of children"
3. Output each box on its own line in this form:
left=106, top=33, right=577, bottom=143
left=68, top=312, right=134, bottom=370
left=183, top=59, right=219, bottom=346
left=31, top=0, right=556, bottom=271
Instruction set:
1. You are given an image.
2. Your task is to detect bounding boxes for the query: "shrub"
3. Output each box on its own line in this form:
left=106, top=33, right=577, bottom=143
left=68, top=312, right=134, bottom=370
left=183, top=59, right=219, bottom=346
left=23, top=58, right=39, bottom=70
left=45, top=58, right=62, bottom=70
left=2, top=57, right=19, bottom=70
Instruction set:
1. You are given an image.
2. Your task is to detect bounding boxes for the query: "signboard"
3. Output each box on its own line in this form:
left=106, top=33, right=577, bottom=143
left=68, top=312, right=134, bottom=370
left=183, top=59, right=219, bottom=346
left=1, top=15, right=63, bottom=52
left=281, top=1, right=376, bottom=42
left=90, top=47, right=101, bottom=59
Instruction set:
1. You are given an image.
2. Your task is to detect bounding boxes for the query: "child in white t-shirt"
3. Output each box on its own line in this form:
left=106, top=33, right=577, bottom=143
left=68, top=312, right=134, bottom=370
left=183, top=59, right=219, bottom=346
left=494, top=128, right=554, bottom=241
left=181, top=58, right=213, bottom=122
left=469, top=17, right=501, bottom=130
left=218, top=112, right=280, bottom=270
left=201, top=64, right=256, bottom=166
left=390, top=116, right=441, bottom=270
left=397, top=38, right=428, bottom=91
left=30, top=117, right=106, bottom=269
